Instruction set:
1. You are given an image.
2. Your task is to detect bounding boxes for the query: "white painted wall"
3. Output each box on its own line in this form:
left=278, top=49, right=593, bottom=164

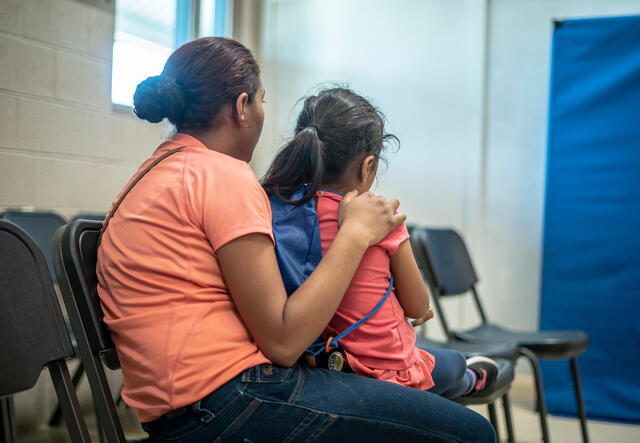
left=255, top=0, right=640, bottom=337
left=255, top=0, right=490, bottom=337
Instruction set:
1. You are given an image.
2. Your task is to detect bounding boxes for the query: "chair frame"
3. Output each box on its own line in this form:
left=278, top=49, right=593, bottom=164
left=0, top=220, right=90, bottom=443
left=414, top=226, right=589, bottom=443
left=53, top=220, right=128, bottom=443
left=408, top=229, right=518, bottom=442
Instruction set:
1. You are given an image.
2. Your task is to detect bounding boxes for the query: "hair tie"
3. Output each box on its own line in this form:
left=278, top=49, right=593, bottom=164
left=308, top=124, right=323, bottom=138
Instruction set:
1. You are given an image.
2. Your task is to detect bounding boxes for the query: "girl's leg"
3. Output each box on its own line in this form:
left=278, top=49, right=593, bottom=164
left=143, top=362, right=496, bottom=442
left=426, top=349, right=500, bottom=400
left=438, top=369, right=477, bottom=399
left=426, top=348, right=472, bottom=398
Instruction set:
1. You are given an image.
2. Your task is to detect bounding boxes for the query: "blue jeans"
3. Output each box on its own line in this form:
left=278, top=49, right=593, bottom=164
left=427, top=348, right=475, bottom=399
left=142, top=362, right=495, bottom=442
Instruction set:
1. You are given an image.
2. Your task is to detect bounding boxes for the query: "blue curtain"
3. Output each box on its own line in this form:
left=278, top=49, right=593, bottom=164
left=540, top=15, right=640, bottom=423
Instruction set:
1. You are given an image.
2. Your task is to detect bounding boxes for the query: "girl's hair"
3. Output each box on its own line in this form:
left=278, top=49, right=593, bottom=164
left=262, top=88, right=398, bottom=205
left=133, top=37, right=260, bottom=132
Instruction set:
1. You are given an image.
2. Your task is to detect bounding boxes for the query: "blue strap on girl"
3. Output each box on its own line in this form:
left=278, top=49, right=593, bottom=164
left=268, top=185, right=392, bottom=356
left=305, top=274, right=393, bottom=356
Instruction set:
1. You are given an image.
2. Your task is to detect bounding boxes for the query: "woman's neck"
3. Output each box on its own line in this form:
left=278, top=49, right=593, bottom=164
left=182, top=128, right=234, bottom=157
left=182, top=116, right=254, bottom=162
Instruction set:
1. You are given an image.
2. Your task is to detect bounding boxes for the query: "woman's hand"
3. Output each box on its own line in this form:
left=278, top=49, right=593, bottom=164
left=218, top=190, right=405, bottom=367
left=338, top=190, right=406, bottom=248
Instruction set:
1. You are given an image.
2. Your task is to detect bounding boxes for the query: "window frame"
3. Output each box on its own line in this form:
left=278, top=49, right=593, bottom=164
left=110, top=0, right=233, bottom=110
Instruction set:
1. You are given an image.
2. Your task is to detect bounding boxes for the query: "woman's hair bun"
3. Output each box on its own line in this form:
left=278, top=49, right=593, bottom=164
left=133, top=75, right=186, bottom=124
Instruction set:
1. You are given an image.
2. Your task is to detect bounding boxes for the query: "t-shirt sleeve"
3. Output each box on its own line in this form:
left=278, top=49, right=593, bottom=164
left=201, top=161, right=274, bottom=251
left=378, top=221, right=410, bottom=256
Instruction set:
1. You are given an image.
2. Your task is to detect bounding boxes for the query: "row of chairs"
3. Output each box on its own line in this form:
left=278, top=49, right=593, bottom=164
left=0, top=212, right=106, bottom=442
left=1, top=214, right=515, bottom=442
left=1, top=217, right=517, bottom=443
left=1, top=215, right=143, bottom=443
left=0, top=212, right=589, bottom=442
left=408, top=226, right=590, bottom=443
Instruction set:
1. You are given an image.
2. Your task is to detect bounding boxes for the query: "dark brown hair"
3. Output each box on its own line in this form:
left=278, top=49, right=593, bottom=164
left=133, top=37, right=260, bottom=132
left=262, top=87, right=398, bottom=205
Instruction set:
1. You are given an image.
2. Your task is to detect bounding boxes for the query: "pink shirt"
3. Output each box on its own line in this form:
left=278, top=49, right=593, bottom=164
left=317, top=190, right=435, bottom=390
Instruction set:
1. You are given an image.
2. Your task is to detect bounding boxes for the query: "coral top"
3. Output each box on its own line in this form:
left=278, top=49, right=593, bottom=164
left=96, top=133, right=272, bottom=422
left=316, top=190, right=435, bottom=390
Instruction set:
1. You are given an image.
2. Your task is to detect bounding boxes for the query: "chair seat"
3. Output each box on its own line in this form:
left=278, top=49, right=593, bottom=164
left=456, top=358, right=514, bottom=406
left=454, top=323, right=589, bottom=359
left=415, top=335, right=520, bottom=362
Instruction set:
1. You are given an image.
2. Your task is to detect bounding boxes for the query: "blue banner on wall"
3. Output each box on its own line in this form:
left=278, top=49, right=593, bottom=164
left=541, top=15, right=640, bottom=423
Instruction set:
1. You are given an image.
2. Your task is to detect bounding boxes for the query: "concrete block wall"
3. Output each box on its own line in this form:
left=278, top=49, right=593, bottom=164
left=0, top=0, right=170, bottom=429
left=0, top=0, right=169, bottom=221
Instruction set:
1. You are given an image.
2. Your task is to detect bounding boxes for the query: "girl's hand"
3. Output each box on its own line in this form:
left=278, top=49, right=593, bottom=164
left=411, top=307, right=435, bottom=327
left=338, top=190, right=406, bottom=248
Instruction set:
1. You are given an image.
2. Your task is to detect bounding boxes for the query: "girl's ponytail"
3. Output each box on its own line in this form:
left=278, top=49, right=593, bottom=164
left=262, top=88, right=398, bottom=205
left=262, top=125, right=324, bottom=205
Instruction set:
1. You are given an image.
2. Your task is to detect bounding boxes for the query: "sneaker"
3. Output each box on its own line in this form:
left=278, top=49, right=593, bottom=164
left=466, top=356, right=500, bottom=394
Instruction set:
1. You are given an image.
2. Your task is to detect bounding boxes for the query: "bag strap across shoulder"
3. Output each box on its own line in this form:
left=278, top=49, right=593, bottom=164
left=98, top=146, right=185, bottom=247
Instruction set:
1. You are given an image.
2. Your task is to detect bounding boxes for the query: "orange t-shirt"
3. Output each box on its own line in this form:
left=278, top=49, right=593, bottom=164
left=96, top=133, right=272, bottom=422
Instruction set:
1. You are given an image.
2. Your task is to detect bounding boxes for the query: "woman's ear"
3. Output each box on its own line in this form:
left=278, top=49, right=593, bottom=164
left=235, top=93, right=249, bottom=126
left=360, top=155, right=377, bottom=181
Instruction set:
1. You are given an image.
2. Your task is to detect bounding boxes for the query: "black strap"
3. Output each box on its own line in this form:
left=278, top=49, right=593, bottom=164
left=98, top=146, right=185, bottom=247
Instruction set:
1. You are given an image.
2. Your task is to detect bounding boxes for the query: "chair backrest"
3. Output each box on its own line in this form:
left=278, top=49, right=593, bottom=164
left=53, top=219, right=119, bottom=368
left=53, top=219, right=126, bottom=442
left=0, top=210, right=66, bottom=281
left=422, top=228, right=479, bottom=296
left=411, top=227, right=489, bottom=336
left=0, top=220, right=74, bottom=396
left=408, top=226, right=440, bottom=293
left=409, top=226, right=455, bottom=338
left=72, top=213, right=106, bottom=223
left=0, top=220, right=90, bottom=441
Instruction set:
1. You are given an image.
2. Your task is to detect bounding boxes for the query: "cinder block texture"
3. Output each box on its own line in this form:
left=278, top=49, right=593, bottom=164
left=0, top=35, right=56, bottom=97
left=23, top=0, right=88, bottom=53
left=55, top=51, right=111, bottom=107
left=0, top=0, right=22, bottom=34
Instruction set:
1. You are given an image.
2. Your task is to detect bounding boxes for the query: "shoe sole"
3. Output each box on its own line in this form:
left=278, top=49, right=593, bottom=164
left=466, top=355, right=500, bottom=376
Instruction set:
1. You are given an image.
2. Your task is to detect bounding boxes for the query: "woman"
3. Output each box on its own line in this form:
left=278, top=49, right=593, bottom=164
left=97, top=37, right=496, bottom=442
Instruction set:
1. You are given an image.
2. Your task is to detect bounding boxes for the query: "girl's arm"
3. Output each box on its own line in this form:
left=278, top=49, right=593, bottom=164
left=216, top=191, right=405, bottom=367
left=390, top=239, right=430, bottom=320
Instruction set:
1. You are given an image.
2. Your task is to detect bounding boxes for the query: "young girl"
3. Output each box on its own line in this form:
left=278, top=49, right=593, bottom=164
left=263, top=87, right=499, bottom=399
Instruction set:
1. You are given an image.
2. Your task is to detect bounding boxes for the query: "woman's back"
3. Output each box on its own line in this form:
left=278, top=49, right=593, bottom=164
left=96, top=133, right=272, bottom=422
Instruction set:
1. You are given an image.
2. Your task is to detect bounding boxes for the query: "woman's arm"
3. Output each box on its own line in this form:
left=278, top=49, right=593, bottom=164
left=390, top=239, right=430, bottom=320
left=216, top=191, right=405, bottom=367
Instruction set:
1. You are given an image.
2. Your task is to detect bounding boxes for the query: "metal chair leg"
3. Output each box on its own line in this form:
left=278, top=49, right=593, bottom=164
left=487, top=402, right=500, bottom=442
left=502, top=393, right=515, bottom=443
left=570, top=357, right=589, bottom=443
left=49, top=361, right=85, bottom=426
left=0, top=397, right=17, bottom=443
left=48, top=360, right=91, bottom=442
left=520, top=348, right=550, bottom=443
left=84, top=353, right=125, bottom=443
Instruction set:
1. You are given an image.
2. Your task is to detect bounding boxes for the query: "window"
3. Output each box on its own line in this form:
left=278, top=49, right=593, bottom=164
left=111, top=0, right=232, bottom=107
